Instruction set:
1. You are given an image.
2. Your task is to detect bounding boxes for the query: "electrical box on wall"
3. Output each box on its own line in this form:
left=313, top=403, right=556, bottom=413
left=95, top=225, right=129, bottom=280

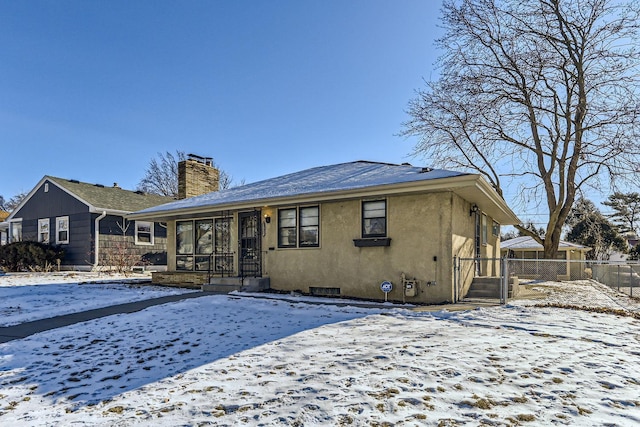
left=404, top=280, right=417, bottom=297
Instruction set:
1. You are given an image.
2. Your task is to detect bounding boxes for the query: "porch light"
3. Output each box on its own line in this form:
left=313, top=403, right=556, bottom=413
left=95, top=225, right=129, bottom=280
left=264, top=214, right=271, bottom=224
left=470, top=204, right=479, bottom=216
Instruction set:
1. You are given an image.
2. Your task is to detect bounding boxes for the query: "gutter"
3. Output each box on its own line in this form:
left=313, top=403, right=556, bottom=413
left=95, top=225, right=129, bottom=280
left=93, top=211, right=107, bottom=269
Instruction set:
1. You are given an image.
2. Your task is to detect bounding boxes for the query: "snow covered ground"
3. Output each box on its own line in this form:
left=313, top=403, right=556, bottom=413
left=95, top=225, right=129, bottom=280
left=0, top=272, right=196, bottom=326
left=0, top=274, right=639, bottom=426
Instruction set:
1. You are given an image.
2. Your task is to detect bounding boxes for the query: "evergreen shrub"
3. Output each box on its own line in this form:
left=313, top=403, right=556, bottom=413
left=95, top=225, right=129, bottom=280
left=0, top=241, right=65, bottom=272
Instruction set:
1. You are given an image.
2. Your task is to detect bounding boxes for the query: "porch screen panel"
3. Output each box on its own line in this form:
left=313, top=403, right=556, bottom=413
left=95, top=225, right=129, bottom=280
left=176, top=221, right=194, bottom=271
left=215, top=218, right=233, bottom=274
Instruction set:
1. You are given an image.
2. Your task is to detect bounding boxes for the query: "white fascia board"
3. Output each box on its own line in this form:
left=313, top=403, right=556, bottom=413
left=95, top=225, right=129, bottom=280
left=7, top=176, right=94, bottom=222
left=89, top=207, right=132, bottom=216
left=6, top=176, right=51, bottom=221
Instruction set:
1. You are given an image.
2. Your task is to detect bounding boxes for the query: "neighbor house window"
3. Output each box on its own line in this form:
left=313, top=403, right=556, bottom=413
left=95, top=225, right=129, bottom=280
left=278, top=206, right=320, bottom=248
left=176, top=218, right=232, bottom=272
left=56, top=216, right=69, bottom=244
left=38, top=218, right=50, bottom=244
left=135, top=221, right=154, bottom=245
left=10, top=221, right=22, bottom=242
left=362, top=200, right=386, bottom=238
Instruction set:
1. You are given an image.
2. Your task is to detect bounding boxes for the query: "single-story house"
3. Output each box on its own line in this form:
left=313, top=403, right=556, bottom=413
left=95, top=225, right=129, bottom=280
left=501, top=236, right=591, bottom=280
left=129, top=160, right=520, bottom=304
left=4, top=176, right=174, bottom=270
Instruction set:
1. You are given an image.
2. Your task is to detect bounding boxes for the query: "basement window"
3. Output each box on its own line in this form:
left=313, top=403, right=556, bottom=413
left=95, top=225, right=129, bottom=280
left=310, top=287, right=341, bottom=296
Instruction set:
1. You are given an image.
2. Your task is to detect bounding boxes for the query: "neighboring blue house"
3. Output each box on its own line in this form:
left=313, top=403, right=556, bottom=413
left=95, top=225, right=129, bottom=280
left=4, top=176, right=173, bottom=270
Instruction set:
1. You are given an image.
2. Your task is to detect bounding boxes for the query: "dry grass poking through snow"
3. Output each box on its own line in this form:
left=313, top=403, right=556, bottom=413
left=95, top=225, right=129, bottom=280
left=0, top=276, right=639, bottom=426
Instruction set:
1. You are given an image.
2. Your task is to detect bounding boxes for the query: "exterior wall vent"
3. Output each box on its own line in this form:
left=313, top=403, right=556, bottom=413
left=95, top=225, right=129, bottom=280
left=310, top=287, right=341, bottom=296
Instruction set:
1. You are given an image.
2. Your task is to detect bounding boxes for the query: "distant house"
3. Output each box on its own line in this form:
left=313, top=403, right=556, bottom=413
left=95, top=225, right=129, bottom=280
left=0, top=211, right=9, bottom=245
left=2, top=154, right=220, bottom=271
left=129, top=161, right=521, bottom=304
left=3, top=177, right=174, bottom=270
left=501, top=236, right=591, bottom=280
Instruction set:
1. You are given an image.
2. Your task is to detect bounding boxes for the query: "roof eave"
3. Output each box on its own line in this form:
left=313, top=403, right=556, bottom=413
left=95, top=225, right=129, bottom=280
left=127, top=174, right=521, bottom=224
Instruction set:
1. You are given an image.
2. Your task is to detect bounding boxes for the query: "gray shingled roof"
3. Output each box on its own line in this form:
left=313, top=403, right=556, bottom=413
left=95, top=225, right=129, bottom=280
left=47, top=176, right=174, bottom=212
left=134, top=161, right=469, bottom=216
left=501, top=236, right=590, bottom=251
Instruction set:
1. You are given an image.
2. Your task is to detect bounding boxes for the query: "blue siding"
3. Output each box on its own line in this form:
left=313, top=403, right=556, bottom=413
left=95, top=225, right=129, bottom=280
left=12, top=180, right=93, bottom=266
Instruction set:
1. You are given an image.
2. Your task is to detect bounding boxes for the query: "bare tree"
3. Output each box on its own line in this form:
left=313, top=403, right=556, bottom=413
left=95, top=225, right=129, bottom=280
left=137, top=150, right=236, bottom=197
left=403, top=0, right=640, bottom=258
left=137, top=151, right=185, bottom=197
left=0, top=192, right=28, bottom=212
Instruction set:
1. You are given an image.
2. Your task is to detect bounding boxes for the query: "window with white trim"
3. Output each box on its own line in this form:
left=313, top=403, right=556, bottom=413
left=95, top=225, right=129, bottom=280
left=362, top=200, right=386, bottom=238
left=38, top=218, right=50, bottom=244
left=10, top=221, right=22, bottom=243
left=56, top=216, right=69, bottom=244
left=135, top=221, right=154, bottom=245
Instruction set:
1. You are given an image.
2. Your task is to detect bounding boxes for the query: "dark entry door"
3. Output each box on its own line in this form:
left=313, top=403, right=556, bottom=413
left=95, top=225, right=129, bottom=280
left=239, top=211, right=262, bottom=277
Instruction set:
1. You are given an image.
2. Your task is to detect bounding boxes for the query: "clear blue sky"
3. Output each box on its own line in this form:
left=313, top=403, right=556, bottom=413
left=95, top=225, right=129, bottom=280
left=0, top=0, right=443, bottom=199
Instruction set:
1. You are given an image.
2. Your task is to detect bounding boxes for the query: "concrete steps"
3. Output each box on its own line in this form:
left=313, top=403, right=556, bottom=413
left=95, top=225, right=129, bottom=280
left=202, top=277, right=270, bottom=293
left=466, top=277, right=518, bottom=299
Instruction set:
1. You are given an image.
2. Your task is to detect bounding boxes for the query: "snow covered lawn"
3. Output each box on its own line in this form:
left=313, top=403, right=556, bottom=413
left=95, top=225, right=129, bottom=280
left=0, top=272, right=196, bottom=326
left=0, top=275, right=639, bottom=426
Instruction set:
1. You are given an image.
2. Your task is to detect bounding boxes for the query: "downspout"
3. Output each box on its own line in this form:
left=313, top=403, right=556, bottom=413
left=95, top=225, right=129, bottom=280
left=94, top=211, right=107, bottom=269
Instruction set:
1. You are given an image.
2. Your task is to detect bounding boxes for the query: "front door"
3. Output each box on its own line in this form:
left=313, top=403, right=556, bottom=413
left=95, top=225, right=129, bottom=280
left=239, top=211, right=262, bottom=277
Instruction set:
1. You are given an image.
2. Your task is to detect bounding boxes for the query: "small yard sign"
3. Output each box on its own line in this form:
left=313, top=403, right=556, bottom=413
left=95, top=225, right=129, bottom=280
left=380, top=280, right=392, bottom=301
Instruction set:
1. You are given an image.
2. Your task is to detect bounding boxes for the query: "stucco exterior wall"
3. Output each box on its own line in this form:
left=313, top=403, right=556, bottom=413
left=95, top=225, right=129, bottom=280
left=156, top=191, right=506, bottom=304
left=263, top=192, right=457, bottom=304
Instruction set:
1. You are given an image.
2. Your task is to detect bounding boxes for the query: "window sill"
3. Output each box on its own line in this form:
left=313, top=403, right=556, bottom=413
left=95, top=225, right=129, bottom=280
left=353, top=237, right=391, bottom=247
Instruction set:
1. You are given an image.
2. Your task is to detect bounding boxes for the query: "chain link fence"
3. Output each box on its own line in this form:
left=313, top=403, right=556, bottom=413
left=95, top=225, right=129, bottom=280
left=505, top=258, right=638, bottom=298
left=457, top=257, right=640, bottom=305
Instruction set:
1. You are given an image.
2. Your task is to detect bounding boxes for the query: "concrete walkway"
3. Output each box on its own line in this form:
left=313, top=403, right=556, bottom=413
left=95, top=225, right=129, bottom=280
left=0, top=291, right=502, bottom=344
left=0, top=291, right=218, bottom=344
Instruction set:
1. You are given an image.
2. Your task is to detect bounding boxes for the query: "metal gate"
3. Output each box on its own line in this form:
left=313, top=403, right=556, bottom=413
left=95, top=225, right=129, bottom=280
left=238, top=211, right=262, bottom=278
left=453, top=256, right=509, bottom=304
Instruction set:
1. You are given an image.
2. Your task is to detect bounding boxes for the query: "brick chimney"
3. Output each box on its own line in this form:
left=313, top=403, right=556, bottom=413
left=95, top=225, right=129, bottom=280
left=178, top=154, right=220, bottom=199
